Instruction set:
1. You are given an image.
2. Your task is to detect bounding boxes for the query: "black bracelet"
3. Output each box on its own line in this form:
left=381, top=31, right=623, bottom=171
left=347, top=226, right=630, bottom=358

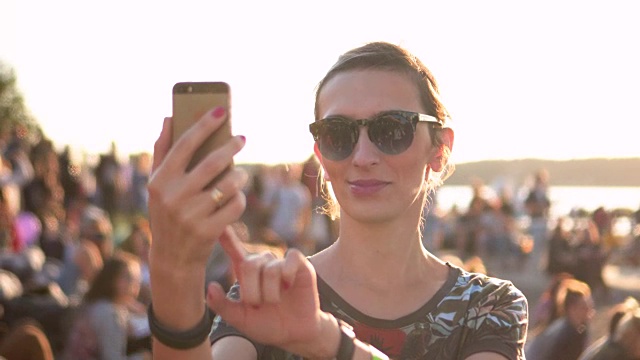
left=336, top=319, right=356, bottom=360
left=147, top=304, right=214, bottom=350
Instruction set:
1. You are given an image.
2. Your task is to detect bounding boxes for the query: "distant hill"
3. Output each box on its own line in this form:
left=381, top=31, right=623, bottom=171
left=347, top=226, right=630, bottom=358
left=447, top=158, right=640, bottom=187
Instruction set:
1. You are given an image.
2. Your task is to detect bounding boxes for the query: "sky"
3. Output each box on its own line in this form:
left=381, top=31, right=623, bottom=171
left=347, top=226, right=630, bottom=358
left=1, top=1, right=639, bottom=165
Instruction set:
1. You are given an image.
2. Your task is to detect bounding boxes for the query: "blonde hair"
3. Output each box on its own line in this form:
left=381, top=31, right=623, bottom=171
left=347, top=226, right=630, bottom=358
left=555, top=278, right=592, bottom=313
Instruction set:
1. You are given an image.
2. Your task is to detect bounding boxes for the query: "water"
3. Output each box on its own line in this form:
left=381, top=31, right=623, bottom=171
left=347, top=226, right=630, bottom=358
left=434, top=185, right=640, bottom=218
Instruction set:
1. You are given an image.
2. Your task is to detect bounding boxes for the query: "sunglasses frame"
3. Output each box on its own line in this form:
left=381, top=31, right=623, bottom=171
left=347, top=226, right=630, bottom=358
left=309, top=110, right=444, bottom=160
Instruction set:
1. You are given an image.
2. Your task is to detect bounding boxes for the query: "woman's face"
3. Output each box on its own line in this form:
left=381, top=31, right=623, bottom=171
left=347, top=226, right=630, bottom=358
left=316, top=69, right=440, bottom=224
left=116, top=264, right=141, bottom=301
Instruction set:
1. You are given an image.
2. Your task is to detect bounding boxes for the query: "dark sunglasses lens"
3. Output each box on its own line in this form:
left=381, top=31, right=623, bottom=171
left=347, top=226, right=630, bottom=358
left=318, top=120, right=357, bottom=161
left=368, top=115, right=414, bottom=154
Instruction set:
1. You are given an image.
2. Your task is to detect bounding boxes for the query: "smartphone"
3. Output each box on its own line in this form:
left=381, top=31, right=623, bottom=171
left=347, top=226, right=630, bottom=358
left=172, top=82, right=232, bottom=173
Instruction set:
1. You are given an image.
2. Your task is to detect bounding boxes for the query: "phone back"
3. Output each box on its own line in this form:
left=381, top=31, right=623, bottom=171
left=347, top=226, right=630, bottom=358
left=172, top=82, right=231, bottom=171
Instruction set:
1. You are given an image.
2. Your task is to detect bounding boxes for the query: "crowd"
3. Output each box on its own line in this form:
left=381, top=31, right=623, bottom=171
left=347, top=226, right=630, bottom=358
left=0, top=129, right=152, bottom=360
left=0, top=123, right=638, bottom=359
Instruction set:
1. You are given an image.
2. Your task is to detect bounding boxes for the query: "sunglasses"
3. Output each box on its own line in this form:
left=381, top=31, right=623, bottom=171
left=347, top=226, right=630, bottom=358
left=309, top=110, right=443, bottom=161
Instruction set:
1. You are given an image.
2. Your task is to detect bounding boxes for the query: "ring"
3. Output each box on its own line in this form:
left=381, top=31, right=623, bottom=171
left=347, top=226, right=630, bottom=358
left=210, top=187, right=225, bottom=208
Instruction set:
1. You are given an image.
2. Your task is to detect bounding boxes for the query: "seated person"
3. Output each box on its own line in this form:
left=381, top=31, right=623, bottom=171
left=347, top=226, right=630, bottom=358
left=526, top=278, right=594, bottom=360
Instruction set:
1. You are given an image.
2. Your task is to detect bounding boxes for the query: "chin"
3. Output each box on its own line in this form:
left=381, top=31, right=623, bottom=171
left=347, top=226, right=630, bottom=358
left=344, top=207, right=396, bottom=224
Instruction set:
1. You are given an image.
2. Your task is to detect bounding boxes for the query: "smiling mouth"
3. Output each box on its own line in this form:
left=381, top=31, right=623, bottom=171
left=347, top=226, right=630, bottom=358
left=348, top=179, right=390, bottom=195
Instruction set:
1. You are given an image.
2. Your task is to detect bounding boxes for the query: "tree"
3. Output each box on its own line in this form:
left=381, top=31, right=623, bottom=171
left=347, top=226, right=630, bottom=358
left=0, top=61, right=43, bottom=145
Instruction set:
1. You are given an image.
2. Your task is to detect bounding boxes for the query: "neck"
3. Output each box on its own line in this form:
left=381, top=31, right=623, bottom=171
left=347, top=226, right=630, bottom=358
left=313, top=210, right=441, bottom=288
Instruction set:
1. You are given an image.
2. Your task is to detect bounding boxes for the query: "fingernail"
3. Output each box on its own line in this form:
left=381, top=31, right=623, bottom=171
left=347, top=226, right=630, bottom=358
left=212, top=107, right=226, bottom=118
left=239, top=135, right=246, bottom=143
left=282, top=280, right=290, bottom=290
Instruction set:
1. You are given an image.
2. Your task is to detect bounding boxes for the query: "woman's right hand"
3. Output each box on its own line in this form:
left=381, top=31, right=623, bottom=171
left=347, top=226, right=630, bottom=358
left=147, top=107, right=248, bottom=353
left=147, top=107, right=248, bottom=272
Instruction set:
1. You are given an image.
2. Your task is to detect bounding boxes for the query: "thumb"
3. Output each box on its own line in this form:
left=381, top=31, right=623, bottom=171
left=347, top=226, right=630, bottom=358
left=206, top=282, right=247, bottom=328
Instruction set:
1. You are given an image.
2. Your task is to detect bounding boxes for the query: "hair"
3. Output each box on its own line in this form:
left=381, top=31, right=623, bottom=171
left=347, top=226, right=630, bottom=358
left=556, top=278, right=592, bottom=313
left=609, top=297, right=640, bottom=335
left=83, top=253, right=139, bottom=304
left=74, top=240, right=104, bottom=282
left=610, top=297, right=640, bottom=355
left=313, top=42, right=455, bottom=220
left=79, top=205, right=114, bottom=259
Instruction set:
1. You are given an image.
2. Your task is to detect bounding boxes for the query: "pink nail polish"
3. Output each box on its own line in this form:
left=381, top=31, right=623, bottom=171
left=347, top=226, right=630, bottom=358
left=212, top=107, right=226, bottom=118
left=239, top=135, right=246, bottom=143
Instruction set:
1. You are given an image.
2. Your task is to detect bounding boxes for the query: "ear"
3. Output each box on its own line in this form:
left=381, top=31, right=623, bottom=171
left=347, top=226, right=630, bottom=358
left=428, top=127, right=454, bottom=173
left=314, top=143, right=331, bottom=181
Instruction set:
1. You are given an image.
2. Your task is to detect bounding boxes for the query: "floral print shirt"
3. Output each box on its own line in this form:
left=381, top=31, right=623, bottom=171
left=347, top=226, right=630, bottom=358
left=210, top=264, right=528, bottom=360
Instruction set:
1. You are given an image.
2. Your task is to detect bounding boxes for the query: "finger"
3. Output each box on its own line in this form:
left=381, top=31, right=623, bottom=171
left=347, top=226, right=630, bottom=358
left=200, top=189, right=247, bottom=243
left=204, top=167, right=249, bottom=213
left=238, top=253, right=276, bottom=305
left=166, top=106, right=229, bottom=174
left=282, top=249, right=315, bottom=289
left=261, top=259, right=284, bottom=304
left=188, top=135, right=246, bottom=191
left=219, top=223, right=248, bottom=266
left=207, top=282, right=248, bottom=329
left=151, top=117, right=172, bottom=173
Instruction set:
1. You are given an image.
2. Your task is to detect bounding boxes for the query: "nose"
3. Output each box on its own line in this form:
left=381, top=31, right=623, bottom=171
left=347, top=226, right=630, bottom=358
left=351, top=127, right=380, bottom=167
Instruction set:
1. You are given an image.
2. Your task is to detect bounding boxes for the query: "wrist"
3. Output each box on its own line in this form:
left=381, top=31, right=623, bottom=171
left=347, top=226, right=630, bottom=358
left=149, top=257, right=205, bottom=286
left=149, top=258, right=207, bottom=329
left=294, top=313, right=341, bottom=360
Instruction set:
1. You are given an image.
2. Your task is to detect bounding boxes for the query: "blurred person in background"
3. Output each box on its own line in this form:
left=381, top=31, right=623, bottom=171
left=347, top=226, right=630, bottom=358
left=118, top=217, right=152, bottom=306
left=94, top=142, right=124, bottom=222
left=546, top=217, right=576, bottom=277
left=57, top=205, right=114, bottom=299
left=264, top=164, right=312, bottom=253
left=0, top=318, right=54, bottom=360
left=22, top=139, right=65, bottom=228
left=126, top=153, right=152, bottom=218
left=573, top=219, right=609, bottom=304
left=579, top=296, right=640, bottom=360
left=524, top=169, right=551, bottom=271
left=0, top=246, right=70, bottom=355
left=529, top=272, right=575, bottom=334
left=64, top=252, right=150, bottom=360
left=65, top=239, right=103, bottom=307
left=526, top=278, right=594, bottom=360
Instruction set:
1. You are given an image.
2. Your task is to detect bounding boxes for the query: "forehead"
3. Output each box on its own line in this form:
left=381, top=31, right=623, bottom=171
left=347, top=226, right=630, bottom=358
left=317, top=69, right=423, bottom=119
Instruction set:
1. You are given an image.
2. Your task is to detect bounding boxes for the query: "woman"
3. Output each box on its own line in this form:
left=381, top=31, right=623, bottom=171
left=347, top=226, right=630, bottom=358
left=65, top=253, right=149, bottom=359
left=119, top=218, right=152, bottom=306
left=147, top=42, right=528, bottom=359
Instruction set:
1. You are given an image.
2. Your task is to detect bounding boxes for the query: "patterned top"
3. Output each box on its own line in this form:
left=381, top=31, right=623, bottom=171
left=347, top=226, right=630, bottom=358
left=210, top=264, right=528, bottom=360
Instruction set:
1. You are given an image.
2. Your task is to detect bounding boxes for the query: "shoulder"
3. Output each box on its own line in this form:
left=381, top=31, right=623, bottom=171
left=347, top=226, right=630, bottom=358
left=452, top=270, right=528, bottom=309
left=447, top=270, right=528, bottom=359
left=443, top=269, right=528, bottom=334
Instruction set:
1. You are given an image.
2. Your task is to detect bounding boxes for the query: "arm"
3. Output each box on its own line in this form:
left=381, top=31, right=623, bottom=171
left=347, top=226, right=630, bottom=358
left=149, top=112, right=388, bottom=359
left=147, top=110, right=248, bottom=359
left=206, top=233, right=388, bottom=360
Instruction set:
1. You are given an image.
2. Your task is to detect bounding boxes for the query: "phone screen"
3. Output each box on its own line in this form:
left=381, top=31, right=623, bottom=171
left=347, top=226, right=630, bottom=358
left=172, top=82, right=232, bottom=172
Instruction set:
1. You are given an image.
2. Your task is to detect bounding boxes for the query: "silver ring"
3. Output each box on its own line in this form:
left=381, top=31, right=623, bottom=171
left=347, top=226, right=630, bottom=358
left=210, top=187, right=225, bottom=208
